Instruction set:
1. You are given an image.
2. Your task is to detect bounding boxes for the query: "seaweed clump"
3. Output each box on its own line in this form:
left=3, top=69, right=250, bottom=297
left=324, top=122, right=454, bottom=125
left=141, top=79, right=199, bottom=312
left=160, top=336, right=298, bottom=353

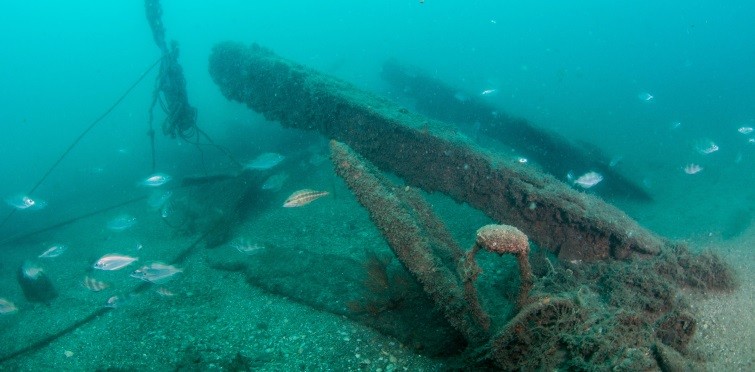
left=472, top=240, right=736, bottom=370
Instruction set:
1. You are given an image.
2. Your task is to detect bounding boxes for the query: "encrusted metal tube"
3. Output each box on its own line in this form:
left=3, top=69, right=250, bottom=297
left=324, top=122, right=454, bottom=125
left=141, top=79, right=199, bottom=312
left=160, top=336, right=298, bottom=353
left=209, top=42, right=666, bottom=261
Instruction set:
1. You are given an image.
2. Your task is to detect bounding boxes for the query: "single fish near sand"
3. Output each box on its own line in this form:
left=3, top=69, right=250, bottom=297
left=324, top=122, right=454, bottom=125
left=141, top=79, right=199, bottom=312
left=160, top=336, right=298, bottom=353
left=82, top=276, right=109, bottom=292
left=283, top=189, right=330, bottom=207
left=231, top=238, right=266, bottom=255
left=39, top=244, right=67, bottom=258
left=155, top=287, right=175, bottom=297
left=94, top=254, right=138, bottom=271
left=130, top=262, right=182, bottom=284
left=21, top=261, right=44, bottom=280
left=104, top=295, right=125, bottom=308
left=0, top=298, right=18, bottom=315
left=573, top=171, right=603, bottom=188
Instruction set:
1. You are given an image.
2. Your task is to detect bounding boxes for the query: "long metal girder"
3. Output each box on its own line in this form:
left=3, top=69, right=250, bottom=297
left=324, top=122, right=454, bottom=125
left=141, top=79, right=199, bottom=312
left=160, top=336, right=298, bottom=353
left=208, top=42, right=665, bottom=261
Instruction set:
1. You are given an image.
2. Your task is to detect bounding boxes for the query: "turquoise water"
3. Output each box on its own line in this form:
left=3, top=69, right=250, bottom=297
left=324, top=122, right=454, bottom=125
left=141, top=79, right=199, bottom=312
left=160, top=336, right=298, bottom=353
left=1, top=1, right=753, bottom=370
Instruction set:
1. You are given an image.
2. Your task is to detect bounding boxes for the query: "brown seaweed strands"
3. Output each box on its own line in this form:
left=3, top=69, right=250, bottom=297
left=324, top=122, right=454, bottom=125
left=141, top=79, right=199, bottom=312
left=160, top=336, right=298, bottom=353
left=329, top=140, right=490, bottom=345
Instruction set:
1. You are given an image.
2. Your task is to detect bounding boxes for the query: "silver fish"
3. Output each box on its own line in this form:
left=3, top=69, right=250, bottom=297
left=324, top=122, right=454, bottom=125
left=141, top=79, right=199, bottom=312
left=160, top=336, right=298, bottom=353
left=154, top=287, right=175, bottom=297
left=39, top=244, right=68, bottom=258
left=107, top=214, right=137, bottom=232
left=104, top=295, right=128, bottom=309
left=82, top=276, right=109, bottom=292
left=573, top=171, right=603, bottom=188
left=94, top=254, right=138, bottom=271
left=130, top=262, right=182, bottom=284
left=231, top=238, right=266, bottom=255
left=0, top=298, right=18, bottom=315
left=5, top=194, right=46, bottom=210
left=694, top=139, right=719, bottom=155
left=140, top=173, right=172, bottom=187
left=21, top=261, right=44, bottom=280
left=638, top=92, right=654, bottom=101
left=261, top=172, right=289, bottom=191
left=244, top=152, right=285, bottom=170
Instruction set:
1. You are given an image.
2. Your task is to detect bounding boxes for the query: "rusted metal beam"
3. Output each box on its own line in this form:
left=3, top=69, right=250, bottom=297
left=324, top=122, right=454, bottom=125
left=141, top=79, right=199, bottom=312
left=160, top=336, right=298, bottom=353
left=330, top=140, right=491, bottom=344
left=209, top=42, right=665, bottom=261
left=380, top=60, right=652, bottom=202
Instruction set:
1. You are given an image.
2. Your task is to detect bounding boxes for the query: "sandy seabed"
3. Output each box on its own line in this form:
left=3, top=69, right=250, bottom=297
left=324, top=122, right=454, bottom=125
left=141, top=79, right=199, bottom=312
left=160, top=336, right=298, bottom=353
left=0, top=166, right=752, bottom=371
left=688, top=225, right=755, bottom=371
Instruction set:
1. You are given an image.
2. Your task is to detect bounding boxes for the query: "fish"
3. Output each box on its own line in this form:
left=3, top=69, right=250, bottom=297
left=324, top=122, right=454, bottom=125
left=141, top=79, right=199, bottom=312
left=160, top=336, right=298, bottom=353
left=683, top=164, right=703, bottom=175
left=638, top=92, right=654, bottom=101
left=130, top=262, right=182, bottom=284
left=5, top=194, right=46, bottom=210
left=140, top=173, right=172, bottom=187
left=695, top=139, right=719, bottom=155
left=104, top=295, right=126, bottom=308
left=245, top=152, right=285, bottom=170
left=38, top=244, right=67, bottom=258
left=160, top=201, right=174, bottom=219
left=231, top=238, right=266, bottom=255
left=93, top=254, right=138, bottom=271
left=481, top=89, right=497, bottom=95
left=261, top=172, right=289, bottom=191
left=573, top=171, right=603, bottom=188
left=0, top=298, right=18, bottom=315
left=82, top=276, right=109, bottom=292
left=5, top=194, right=36, bottom=210
left=283, top=189, right=330, bottom=207
left=21, top=261, right=44, bottom=280
left=107, top=214, right=137, bottom=232
left=155, top=287, right=175, bottom=297
left=738, top=126, right=753, bottom=135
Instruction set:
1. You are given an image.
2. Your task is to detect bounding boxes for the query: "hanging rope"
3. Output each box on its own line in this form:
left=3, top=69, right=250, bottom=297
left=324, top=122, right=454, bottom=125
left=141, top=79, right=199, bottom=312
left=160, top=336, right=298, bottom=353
left=145, top=0, right=241, bottom=168
left=0, top=58, right=161, bottom=232
left=0, top=2, right=240, bottom=232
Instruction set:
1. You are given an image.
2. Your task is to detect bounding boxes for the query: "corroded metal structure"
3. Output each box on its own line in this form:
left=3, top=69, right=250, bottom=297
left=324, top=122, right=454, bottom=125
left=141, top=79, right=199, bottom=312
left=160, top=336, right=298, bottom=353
left=330, top=140, right=490, bottom=345
left=381, top=60, right=652, bottom=201
left=209, top=42, right=665, bottom=261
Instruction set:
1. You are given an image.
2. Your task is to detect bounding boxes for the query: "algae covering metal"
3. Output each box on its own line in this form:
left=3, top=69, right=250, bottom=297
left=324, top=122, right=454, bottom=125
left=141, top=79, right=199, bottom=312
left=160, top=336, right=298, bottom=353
left=380, top=60, right=652, bottom=202
left=208, top=42, right=664, bottom=261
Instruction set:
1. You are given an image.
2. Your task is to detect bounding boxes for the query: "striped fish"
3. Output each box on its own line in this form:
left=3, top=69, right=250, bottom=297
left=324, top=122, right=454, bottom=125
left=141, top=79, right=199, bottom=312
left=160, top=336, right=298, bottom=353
left=82, top=276, right=109, bottom=292
left=283, top=189, right=330, bottom=207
